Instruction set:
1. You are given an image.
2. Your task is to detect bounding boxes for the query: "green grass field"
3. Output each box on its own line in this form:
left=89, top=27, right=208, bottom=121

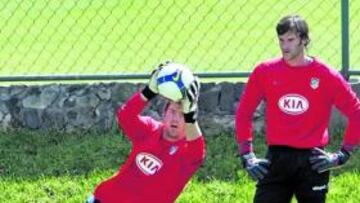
left=1, top=130, right=359, bottom=202
left=0, top=0, right=359, bottom=78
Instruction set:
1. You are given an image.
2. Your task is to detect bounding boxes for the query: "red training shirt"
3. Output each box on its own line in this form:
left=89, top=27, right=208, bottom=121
left=94, top=92, right=205, bottom=203
left=236, top=57, right=360, bottom=152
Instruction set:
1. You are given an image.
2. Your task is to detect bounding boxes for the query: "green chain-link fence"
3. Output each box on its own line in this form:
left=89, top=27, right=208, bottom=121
left=0, top=0, right=358, bottom=81
left=350, top=0, right=360, bottom=73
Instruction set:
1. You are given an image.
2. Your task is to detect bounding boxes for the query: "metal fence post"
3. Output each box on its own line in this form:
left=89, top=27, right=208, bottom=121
left=341, top=0, right=350, bottom=80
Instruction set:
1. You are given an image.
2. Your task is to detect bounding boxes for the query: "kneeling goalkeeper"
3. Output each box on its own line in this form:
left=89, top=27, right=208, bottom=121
left=86, top=62, right=205, bottom=203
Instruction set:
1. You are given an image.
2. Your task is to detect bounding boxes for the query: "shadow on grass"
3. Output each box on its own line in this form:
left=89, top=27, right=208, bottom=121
left=0, top=129, right=358, bottom=183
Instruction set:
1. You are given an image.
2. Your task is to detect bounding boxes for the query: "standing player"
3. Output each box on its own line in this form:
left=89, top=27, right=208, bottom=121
left=235, top=15, right=360, bottom=203
left=86, top=62, right=205, bottom=203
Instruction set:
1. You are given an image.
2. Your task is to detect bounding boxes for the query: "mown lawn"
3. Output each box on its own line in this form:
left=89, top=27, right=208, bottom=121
left=0, top=130, right=359, bottom=202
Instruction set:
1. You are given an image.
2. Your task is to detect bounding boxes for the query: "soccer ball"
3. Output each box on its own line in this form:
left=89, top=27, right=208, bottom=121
left=157, top=62, right=195, bottom=102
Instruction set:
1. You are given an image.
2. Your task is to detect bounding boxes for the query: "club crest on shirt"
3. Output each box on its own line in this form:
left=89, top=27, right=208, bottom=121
left=135, top=152, right=163, bottom=175
left=310, top=77, right=320, bottom=89
left=169, top=145, right=178, bottom=155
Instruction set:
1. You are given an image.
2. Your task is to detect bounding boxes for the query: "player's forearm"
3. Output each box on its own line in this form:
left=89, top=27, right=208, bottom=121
left=341, top=110, right=360, bottom=152
left=185, top=122, right=202, bottom=141
left=235, top=79, right=263, bottom=148
left=328, top=76, right=360, bottom=154
left=238, top=140, right=253, bottom=155
left=117, top=91, right=148, bottom=125
left=235, top=105, right=255, bottom=152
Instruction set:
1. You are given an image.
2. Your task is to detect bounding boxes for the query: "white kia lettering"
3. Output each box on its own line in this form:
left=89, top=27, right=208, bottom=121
left=278, top=94, right=309, bottom=115
left=136, top=152, right=163, bottom=175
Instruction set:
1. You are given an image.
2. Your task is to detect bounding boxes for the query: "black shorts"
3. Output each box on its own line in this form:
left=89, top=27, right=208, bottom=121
left=254, top=146, right=330, bottom=203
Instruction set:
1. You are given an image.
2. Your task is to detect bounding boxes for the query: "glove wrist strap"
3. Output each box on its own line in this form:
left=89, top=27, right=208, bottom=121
left=240, top=152, right=256, bottom=168
left=184, top=111, right=198, bottom=123
left=338, top=148, right=351, bottom=165
left=141, top=86, right=157, bottom=100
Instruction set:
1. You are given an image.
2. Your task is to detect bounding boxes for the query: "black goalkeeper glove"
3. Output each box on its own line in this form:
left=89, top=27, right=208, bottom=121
left=309, top=147, right=351, bottom=173
left=241, top=152, right=270, bottom=181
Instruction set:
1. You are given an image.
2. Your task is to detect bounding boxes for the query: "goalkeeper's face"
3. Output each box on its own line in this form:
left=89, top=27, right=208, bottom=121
left=278, top=31, right=305, bottom=64
left=163, top=102, right=186, bottom=141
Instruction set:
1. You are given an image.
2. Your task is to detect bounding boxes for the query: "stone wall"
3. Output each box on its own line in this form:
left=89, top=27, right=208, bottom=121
left=0, top=82, right=359, bottom=136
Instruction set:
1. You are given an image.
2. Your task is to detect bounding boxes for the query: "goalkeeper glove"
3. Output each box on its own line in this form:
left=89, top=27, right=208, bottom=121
left=181, top=77, right=200, bottom=123
left=85, top=195, right=100, bottom=203
left=309, top=147, right=350, bottom=173
left=142, top=61, right=170, bottom=100
left=241, top=152, right=270, bottom=181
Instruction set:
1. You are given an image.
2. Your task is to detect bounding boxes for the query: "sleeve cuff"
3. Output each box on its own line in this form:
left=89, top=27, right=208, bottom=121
left=238, top=141, right=253, bottom=155
left=341, top=143, right=357, bottom=154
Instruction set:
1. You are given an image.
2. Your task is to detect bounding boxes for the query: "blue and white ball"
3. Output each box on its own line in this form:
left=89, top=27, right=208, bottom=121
left=157, top=62, right=195, bottom=102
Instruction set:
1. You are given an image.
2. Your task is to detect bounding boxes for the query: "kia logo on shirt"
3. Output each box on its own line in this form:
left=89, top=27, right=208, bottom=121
left=278, top=94, right=309, bottom=115
left=135, top=152, right=163, bottom=175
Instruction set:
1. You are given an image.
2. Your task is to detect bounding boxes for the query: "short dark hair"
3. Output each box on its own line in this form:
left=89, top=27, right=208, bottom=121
left=163, top=100, right=171, bottom=113
left=162, top=100, right=181, bottom=116
left=276, top=15, right=310, bottom=47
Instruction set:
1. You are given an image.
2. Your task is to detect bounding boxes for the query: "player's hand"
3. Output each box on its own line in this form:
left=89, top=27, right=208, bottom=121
left=241, top=152, right=270, bottom=181
left=142, top=61, right=170, bottom=100
left=309, top=148, right=350, bottom=173
left=149, top=61, right=171, bottom=94
left=182, top=77, right=200, bottom=123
